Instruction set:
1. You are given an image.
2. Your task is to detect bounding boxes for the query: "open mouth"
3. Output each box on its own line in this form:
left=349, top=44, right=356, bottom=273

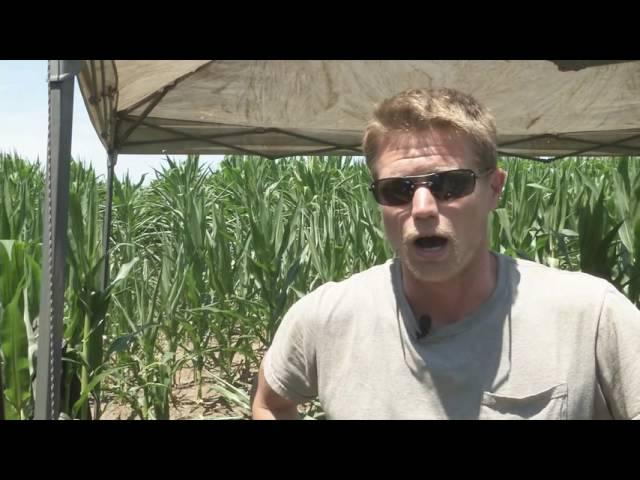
left=414, top=235, right=448, bottom=251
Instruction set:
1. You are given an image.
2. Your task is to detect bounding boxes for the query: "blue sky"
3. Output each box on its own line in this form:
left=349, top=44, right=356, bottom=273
left=0, top=60, right=222, bottom=183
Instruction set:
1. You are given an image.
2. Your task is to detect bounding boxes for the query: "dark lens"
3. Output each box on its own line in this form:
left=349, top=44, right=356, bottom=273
left=436, top=170, right=476, bottom=200
left=374, top=178, right=414, bottom=205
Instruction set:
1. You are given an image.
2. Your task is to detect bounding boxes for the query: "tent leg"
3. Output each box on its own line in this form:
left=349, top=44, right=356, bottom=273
left=100, top=151, right=118, bottom=291
left=35, top=60, right=81, bottom=420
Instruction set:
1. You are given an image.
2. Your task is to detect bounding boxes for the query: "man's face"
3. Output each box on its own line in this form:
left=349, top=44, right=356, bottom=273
left=374, top=127, right=505, bottom=285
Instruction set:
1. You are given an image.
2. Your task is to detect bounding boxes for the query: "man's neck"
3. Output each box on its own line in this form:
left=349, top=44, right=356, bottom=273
left=402, top=251, right=498, bottom=328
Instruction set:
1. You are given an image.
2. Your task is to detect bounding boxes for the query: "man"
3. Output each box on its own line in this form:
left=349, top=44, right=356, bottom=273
left=251, top=87, right=640, bottom=419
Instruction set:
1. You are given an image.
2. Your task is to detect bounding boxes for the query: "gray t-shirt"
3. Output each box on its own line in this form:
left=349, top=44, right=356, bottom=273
left=264, top=253, right=640, bottom=419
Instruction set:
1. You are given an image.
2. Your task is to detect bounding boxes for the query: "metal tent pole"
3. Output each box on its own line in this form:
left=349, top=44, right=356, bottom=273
left=100, top=151, right=118, bottom=291
left=35, top=60, right=81, bottom=420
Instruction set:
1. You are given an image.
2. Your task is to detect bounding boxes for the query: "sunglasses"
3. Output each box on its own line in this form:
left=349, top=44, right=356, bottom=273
left=369, top=168, right=494, bottom=206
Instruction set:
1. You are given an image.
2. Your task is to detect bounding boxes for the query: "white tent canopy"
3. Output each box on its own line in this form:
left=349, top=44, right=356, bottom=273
left=78, top=60, right=640, bottom=160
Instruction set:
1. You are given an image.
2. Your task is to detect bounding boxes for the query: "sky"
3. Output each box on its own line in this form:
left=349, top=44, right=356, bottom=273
left=0, top=60, right=223, bottom=183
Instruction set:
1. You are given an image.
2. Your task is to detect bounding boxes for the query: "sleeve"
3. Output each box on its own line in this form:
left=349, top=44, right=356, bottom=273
left=263, top=294, right=319, bottom=404
left=595, top=286, right=640, bottom=419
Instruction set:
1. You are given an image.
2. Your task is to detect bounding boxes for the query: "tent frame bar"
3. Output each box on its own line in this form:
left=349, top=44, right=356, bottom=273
left=116, top=90, right=170, bottom=147
left=35, top=60, right=81, bottom=420
left=114, top=119, right=640, bottom=163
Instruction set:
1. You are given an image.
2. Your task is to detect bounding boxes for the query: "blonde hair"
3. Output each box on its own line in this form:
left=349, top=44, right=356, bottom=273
left=363, top=87, right=497, bottom=174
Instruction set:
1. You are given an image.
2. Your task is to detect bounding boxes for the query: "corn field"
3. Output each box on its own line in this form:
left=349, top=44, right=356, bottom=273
left=1, top=152, right=639, bottom=420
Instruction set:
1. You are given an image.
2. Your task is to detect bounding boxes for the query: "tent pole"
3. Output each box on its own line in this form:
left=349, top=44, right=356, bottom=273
left=100, top=151, right=118, bottom=291
left=35, top=60, right=81, bottom=420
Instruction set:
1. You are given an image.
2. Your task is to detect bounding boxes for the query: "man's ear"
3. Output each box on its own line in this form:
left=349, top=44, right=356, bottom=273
left=490, top=168, right=507, bottom=209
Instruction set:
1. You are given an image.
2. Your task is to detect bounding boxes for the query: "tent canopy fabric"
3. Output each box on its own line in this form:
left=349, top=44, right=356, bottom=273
left=78, top=60, right=640, bottom=160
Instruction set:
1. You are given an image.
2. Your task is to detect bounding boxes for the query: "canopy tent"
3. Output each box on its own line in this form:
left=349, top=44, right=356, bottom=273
left=35, top=60, right=640, bottom=419
left=78, top=60, right=640, bottom=160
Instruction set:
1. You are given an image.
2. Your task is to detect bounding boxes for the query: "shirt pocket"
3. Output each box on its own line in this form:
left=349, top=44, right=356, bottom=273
left=479, top=383, right=568, bottom=420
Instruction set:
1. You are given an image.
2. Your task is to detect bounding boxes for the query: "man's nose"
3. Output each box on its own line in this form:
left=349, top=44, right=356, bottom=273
left=411, top=185, right=439, bottom=219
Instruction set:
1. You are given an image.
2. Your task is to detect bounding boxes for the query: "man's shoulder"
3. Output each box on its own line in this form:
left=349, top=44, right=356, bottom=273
left=307, top=259, right=395, bottom=300
left=287, top=259, right=396, bottom=323
left=501, top=253, right=613, bottom=296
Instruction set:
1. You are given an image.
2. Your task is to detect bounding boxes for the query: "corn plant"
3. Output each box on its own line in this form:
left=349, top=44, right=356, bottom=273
left=0, top=240, right=40, bottom=419
left=2, top=150, right=640, bottom=420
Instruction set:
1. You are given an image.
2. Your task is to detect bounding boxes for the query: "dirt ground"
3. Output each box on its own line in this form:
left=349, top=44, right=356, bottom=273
left=99, top=365, right=254, bottom=420
left=98, top=336, right=260, bottom=420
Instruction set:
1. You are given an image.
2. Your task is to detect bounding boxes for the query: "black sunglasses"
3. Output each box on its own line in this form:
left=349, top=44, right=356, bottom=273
left=369, top=168, right=494, bottom=206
